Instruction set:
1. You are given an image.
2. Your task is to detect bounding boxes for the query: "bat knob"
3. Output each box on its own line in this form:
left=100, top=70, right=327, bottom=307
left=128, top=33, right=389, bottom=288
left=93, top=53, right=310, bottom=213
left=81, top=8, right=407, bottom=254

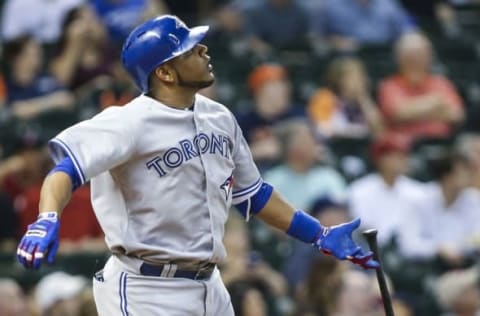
left=362, top=229, right=378, bottom=237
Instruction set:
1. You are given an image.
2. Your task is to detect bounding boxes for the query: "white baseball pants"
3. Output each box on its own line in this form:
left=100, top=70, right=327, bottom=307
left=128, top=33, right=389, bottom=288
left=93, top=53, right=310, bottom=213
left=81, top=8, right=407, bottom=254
left=92, top=256, right=234, bottom=316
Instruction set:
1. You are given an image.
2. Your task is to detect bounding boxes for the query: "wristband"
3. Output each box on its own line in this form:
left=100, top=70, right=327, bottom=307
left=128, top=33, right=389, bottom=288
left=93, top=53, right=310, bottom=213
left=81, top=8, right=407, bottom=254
left=38, top=212, right=58, bottom=221
left=286, top=210, right=323, bottom=243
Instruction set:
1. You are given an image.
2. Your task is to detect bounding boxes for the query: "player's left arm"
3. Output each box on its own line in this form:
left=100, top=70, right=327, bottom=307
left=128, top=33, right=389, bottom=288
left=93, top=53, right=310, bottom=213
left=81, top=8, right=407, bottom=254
left=239, top=187, right=378, bottom=269
left=227, top=111, right=377, bottom=269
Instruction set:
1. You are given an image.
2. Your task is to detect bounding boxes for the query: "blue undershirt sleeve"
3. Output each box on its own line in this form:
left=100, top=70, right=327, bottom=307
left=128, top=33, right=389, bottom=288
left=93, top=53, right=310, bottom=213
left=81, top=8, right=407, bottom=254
left=234, top=182, right=273, bottom=220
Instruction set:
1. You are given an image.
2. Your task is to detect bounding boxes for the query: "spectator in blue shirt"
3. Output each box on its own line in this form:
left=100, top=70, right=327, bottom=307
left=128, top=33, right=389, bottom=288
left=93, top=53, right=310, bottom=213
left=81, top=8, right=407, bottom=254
left=90, top=0, right=168, bottom=45
left=246, top=0, right=310, bottom=55
left=312, top=0, right=416, bottom=52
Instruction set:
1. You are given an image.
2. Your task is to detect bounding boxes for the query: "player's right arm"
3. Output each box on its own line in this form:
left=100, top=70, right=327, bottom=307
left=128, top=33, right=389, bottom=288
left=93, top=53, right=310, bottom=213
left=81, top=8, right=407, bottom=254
left=16, top=157, right=82, bottom=269
left=39, top=171, right=73, bottom=216
left=17, top=106, right=136, bottom=269
left=16, top=172, right=71, bottom=269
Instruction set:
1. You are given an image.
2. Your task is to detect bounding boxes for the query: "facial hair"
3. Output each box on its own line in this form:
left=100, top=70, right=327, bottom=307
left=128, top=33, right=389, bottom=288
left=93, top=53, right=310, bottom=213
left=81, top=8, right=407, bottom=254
left=173, top=67, right=215, bottom=89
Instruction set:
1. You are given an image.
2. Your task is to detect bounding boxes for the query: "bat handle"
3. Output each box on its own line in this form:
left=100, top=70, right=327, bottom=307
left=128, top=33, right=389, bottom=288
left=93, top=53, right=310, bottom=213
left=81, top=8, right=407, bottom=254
left=363, top=229, right=395, bottom=316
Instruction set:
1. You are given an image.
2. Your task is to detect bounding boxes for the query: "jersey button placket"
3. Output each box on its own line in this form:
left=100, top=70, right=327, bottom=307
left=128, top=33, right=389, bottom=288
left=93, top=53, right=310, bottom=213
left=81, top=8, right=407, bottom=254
left=193, top=111, right=221, bottom=262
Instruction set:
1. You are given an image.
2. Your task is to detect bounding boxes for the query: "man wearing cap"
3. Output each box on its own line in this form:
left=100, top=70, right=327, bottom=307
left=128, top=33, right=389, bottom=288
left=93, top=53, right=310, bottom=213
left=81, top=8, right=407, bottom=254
left=237, top=63, right=304, bottom=167
left=348, top=134, right=425, bottom=247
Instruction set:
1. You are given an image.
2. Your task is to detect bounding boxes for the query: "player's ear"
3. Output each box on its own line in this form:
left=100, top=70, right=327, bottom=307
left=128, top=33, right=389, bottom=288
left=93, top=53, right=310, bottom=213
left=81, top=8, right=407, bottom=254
left=154, top=66, right=174, bottom=84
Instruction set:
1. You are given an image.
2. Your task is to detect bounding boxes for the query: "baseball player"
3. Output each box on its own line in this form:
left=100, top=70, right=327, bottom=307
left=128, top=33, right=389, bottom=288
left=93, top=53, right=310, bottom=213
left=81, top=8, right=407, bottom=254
left=17, top=15, right=379, bottom=315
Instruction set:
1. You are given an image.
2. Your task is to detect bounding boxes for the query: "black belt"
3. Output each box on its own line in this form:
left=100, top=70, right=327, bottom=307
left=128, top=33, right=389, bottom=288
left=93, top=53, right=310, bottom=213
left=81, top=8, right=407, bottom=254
left=139, top=262, right=216, bottom=280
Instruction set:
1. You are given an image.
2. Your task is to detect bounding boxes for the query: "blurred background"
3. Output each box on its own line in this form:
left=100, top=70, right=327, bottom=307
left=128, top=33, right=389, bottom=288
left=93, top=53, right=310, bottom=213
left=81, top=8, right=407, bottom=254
left=0, top=0, right=480, bottom=315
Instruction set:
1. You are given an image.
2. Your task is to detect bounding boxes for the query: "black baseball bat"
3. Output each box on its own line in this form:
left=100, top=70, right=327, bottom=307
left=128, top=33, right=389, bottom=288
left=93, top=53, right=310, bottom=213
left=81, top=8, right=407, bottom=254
left=362, top=229, right=395, bottom=316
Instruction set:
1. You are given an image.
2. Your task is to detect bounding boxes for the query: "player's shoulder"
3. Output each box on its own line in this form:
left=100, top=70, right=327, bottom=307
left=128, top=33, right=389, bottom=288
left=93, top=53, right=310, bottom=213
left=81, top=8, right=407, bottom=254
left=196, top=94, right=234, bottom=116
left=93, top=95, right=145, bottom=118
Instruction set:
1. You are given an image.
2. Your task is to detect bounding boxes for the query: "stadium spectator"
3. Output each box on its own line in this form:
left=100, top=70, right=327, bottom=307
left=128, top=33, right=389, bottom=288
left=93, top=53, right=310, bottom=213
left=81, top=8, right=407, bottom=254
left=298, top=256, right=346, bottom=315
left=367, top=274, right=415, bottom=316
left=0, top=147, right=52, bottom=205
left=398, top=151, right=480, bottom=266
left=34, top=272, right=90, bottom=316
left=307, top=57, right=384, bottom=139
left=227, top=279, right=270, bottom=316
left=49, top=6, right=116, bottom=92
left=94, top=60, right=138, bottom=110
left=76, top=59, right=138, bottom=118
left=237, top=64, right=304, bottom=168
left=202, top=2, right=249, bottom=58
left=348, top=134, right=425, bottom=247
left=400, top=0, right=462, bottom=38
left=434, top=267, right=480, bottom=316
left=2, top=35, right=74, bottom=121
left=221, top=215, right=289, bottom=315
left=455, top=133, right=480, bottom=190
left=0, top=278, right=28, bottom=316
left=332, top=270, right=377, bottom=316
left=245, top=0, right=310, bottom=55
left=283, top=197, right=350, bottom=292
left=221, top=215, right=288, bottom=296
left=264, top=119, right=347, bottom=211
left=378, top=32, right=464, bottom=141
left=0, top=138, right=105, bottom=253
left=311, top=0, right=415, bottom=52
left=0, top=0, right=84, bottom=44
left=91, top=0, right=168, bottom=45
left=162, top=0, right=229, bottom=25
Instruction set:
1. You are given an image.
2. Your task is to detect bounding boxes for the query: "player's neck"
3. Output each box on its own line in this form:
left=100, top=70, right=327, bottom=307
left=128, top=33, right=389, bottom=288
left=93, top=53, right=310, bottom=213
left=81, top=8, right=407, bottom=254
left=148, top=88, right=196, bottom=110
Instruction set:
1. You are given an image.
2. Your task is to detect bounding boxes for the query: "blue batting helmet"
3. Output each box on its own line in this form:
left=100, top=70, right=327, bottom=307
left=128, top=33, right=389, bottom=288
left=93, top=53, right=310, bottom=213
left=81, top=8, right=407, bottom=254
left=121, top=15, right=209, bottom=92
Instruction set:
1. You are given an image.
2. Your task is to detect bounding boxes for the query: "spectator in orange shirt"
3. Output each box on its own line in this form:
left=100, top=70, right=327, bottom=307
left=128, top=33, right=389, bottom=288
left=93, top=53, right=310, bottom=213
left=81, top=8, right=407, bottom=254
left=307, top=57, right=384, bottom=139
left=378, top=32, right=464, bottom=141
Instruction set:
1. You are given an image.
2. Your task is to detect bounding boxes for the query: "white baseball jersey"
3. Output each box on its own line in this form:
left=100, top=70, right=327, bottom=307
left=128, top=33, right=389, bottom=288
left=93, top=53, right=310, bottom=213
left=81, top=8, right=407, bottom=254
left=48, top=94, right=262, bottom=264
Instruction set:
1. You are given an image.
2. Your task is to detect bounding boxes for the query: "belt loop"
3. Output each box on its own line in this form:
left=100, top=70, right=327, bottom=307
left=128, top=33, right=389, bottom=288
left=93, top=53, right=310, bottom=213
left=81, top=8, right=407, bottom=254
left=160, top=264, right=171, bottom=277
left=167, top=264, right=177, bottom=277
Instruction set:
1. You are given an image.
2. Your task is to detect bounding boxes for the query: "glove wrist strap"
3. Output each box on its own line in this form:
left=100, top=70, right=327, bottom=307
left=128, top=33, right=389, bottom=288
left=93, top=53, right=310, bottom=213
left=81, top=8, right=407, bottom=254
left=38, top=212, right=58, bottom=221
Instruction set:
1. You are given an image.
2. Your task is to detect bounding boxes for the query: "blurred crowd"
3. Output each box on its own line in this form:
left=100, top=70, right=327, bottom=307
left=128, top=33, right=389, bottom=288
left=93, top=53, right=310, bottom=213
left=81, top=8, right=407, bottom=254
left=0, top=0, right=480, bottom=315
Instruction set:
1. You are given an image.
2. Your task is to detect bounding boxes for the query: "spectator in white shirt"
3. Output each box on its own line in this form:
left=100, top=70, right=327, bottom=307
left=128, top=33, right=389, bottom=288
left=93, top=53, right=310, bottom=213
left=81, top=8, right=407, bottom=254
left=348, top=134, right=425, bottom=247
left=398, top=151, right=480, bottom=267
left=1, top=0, right=84, bottom=44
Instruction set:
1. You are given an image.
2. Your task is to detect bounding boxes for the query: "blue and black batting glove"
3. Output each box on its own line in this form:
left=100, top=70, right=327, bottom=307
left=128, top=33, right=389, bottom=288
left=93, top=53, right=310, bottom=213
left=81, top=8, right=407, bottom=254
left=314, top=218, right=379, bottom=269
left=17, top=212, right=60, bottom=269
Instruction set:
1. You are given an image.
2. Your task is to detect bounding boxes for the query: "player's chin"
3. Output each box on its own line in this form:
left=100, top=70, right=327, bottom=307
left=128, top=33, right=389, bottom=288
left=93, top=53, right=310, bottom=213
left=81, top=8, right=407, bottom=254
left=205, top=68, right=215, bottom=79
left=202, top=71, right=215, bottom=84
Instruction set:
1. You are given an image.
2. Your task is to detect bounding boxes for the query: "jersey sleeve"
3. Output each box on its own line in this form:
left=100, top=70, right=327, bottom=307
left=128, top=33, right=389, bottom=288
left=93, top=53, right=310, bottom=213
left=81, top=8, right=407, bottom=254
left=230, top=114, right=263, bottom=205
left=47, top=107, right=136, bottom=185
